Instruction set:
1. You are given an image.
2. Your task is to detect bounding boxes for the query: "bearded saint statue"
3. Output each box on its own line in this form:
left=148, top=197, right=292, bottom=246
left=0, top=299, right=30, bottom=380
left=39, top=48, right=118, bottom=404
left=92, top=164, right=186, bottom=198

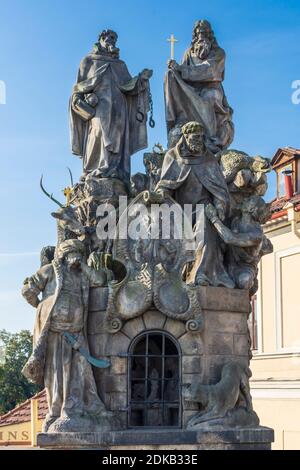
left=70, top=29, right=153, bottom=185
left=165, top=20, right=234, bottom=154
left=156, top=121, right=234, bottom=288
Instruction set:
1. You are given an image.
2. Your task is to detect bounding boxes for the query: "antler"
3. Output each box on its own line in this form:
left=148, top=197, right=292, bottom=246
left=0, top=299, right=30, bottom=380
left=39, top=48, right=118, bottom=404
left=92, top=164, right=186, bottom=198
left=67, top=167, right=74, bottom=187
left=40, top=175, right=64, bottom=207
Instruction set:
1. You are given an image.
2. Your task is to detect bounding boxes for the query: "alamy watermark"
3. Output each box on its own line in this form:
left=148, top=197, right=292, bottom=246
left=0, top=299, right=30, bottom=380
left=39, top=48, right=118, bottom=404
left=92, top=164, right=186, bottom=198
left=0, top=80, right=6, bottom=105
left=95, top=196, right=205, bottom=251
left=291, top=80, right=300, bottom=105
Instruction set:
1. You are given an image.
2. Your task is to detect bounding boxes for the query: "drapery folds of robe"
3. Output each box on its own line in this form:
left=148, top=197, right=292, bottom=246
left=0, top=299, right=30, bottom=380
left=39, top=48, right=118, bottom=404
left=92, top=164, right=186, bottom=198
left=70, top=53, right=150, bottom=183
left=164, top=46, right=234, bottom=151
left=22, top=261, right=107, bottom=421
left=156, top=139, right=234, bottom=287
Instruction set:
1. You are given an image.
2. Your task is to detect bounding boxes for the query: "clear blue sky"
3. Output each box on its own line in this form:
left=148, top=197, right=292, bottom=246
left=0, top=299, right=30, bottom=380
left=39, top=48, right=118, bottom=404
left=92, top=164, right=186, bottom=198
left=0, top=0, right=299, bottom=332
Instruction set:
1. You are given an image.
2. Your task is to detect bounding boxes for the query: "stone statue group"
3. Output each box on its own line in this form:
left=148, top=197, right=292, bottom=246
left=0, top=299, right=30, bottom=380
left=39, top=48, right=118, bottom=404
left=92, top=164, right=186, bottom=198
left=21, top=20, right=273, bottom=433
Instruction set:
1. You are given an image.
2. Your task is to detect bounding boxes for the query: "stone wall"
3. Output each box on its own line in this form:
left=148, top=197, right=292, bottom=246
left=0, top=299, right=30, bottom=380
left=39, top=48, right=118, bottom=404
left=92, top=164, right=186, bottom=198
left=87, top=285, right=250, bottom=429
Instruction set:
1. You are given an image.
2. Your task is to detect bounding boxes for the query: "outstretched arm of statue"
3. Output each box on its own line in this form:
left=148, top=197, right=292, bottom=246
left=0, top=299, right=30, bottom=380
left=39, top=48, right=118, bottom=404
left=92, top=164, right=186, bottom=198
left=21, top=265, right=51, bottom=308
left=22, top=276, right=42, bottom=308
left=119, top=69, right=153, bottom=96
left=22, top=281, right=40, bottom=307
left=205, top=203, right=261, bottom=247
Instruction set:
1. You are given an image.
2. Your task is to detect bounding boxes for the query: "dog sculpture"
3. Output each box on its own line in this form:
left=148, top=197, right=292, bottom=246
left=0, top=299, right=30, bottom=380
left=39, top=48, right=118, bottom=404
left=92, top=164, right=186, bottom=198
left=182, top=361, right=253, bottom=427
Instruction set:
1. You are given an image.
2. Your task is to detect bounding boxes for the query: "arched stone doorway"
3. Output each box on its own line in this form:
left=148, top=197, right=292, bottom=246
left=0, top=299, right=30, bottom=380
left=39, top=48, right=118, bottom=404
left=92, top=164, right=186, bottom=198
left=128, top=330, right=181, bottom=428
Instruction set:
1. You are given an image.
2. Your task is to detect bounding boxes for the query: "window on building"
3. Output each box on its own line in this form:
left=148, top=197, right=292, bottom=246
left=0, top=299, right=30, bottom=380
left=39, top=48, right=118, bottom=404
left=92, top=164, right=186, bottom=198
left=277, top=164, right=292, bottom=198
left=128, top=331, right=181, bottom=428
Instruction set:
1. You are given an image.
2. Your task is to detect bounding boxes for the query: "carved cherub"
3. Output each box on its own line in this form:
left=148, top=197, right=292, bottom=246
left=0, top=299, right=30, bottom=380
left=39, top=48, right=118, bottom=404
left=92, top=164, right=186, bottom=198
left=205, top=196, right=273, bottom=293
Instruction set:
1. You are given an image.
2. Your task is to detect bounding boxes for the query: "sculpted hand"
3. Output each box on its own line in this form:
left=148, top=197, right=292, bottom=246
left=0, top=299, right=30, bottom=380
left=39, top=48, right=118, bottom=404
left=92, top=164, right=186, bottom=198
left=140, top=68, right=153, bottom=80
left=167, top=59, right=180, bottom=72
left=205, top=203, right=219, bottom=223
left=213, top=201, right=226, bottom=222
left=87, top=251, right=101, bottom=271
left=216, top=206, right=226, bottom=222
left=72, top=92, right=83, bottom=107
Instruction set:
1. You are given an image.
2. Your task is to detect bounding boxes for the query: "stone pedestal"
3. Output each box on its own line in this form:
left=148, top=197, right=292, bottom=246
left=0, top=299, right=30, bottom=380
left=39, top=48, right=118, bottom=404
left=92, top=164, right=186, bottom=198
left=37, top=427, right=274, bottom=450
left=37, top=286, right=274, bottom=449
left=87, top=286, right=253, bottom=428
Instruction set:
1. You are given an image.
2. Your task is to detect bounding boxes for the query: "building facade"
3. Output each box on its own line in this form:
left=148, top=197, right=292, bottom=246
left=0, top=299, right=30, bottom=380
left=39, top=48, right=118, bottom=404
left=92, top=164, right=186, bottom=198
left=0, top=390, right=47, bottom=447
left=250, top=147, right=300, bottom=450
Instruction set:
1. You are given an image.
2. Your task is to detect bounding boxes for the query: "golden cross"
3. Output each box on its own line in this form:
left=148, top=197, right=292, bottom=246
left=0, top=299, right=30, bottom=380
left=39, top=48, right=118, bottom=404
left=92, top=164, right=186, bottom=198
left=167, top=33, right=178, bottom=60
left=63, top=186, right=73, bottom=207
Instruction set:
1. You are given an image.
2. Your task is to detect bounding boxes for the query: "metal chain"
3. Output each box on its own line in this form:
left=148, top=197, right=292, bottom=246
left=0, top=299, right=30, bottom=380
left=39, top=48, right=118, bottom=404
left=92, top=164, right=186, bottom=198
left=148, top=89, right=155, bottom=128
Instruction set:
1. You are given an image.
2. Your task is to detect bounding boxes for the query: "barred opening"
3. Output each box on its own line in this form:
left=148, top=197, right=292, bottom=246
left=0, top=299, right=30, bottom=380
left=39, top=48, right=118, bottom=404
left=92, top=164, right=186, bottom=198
left=128, top=331, right=181, bottom=428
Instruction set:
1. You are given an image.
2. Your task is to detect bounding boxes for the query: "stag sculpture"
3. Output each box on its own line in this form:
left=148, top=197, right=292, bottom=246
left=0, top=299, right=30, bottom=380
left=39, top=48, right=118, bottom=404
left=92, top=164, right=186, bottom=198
left=40, top=172, right=87, bottom=249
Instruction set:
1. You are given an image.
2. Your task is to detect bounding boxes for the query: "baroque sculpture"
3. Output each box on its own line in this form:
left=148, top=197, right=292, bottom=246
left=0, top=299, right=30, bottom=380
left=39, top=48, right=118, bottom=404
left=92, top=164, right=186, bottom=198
left=22, top=239, right=114, bottom=432
left=183, top=361, right=257, bottom=428
left=21, top=21, right=274, bottom=449
left=156, top=121, right=234, bottom=288
left=70, top=29, right=154, bottom=185
left=165, top=20, right=234, bottom=153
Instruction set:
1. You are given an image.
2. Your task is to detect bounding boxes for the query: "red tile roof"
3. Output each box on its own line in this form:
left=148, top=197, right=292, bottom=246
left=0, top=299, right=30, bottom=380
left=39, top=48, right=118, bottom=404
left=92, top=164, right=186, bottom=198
left=0, top=389, right=48, bottom=426
left=270, top=193, right=300, bottom=214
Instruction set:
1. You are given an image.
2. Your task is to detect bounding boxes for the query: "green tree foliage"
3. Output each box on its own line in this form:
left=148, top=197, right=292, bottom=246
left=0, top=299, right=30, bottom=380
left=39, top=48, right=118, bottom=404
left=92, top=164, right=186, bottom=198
left=0, top=329, right=42, bottom=414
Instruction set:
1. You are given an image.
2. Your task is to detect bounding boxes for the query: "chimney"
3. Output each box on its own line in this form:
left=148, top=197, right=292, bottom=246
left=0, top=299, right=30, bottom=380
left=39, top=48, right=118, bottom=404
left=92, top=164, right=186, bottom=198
left=283, top=170, right=293, bottom=199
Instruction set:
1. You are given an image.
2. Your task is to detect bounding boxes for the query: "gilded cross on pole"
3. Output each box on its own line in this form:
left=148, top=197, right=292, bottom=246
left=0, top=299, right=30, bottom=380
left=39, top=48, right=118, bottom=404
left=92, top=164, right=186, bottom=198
left=167, top=33, right=178, bottom=60
left=63, top=186, right=73, bottom=207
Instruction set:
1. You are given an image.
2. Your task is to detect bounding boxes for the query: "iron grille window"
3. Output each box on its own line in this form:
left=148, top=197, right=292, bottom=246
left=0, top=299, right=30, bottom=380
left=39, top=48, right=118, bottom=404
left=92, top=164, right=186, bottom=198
left=128, top=331, right=181, bottom=428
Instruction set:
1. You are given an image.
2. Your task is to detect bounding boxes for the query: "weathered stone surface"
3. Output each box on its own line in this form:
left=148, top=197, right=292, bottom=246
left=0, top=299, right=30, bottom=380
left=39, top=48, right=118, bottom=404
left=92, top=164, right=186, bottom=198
left=182, top=355, right=202, bottom=374
left=21, top=239, right=109, bottom=433
left=22, top=19, right=273, bottom=441
left=182, top=373, right=204, bottom=408
left=182, top=361, right=258, bottom=429
left=205, top=311, right=248, bottom=334
left=104, top=392, right=111, bottom=409
left=37, top=427, right=274, bottom=450
left=121, top=316, right=145, bottom=339
left=165, top=19, right=234, bottom=154
left=205, top=355, right=249, bottom=384
left=89, top=286, right=109, bottom=312
left=164, top=317, right=186, bottom=338
left=179, top=333, right=203, bottom=355
left=110, top=356, right=127, bottom=375
left=104, top=375, right=127, bottom=393
left=205, top=333, right=233, bottom=355
left=143, top=310, right=166, bottom=330
left=88, top=333, right=108, bottom=357
left=87, top=310, right=107, bottom=334
left=198, top=286, right=250, bottom=312
left=233, top=333, right=249, bottom=356
left=110, top=392, right=127, bottom=411
left=104, top=332, right=131, bottom=356
left=183, top=410, right=200, bottom=426
left=116, top=412, right=127, bottom=430
left=70, top=29, right=153, bottom=183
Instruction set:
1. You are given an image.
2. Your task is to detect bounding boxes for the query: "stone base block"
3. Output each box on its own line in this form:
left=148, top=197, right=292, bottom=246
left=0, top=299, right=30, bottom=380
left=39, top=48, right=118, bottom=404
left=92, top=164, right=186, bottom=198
left=37, top=426, right=274, bottom=450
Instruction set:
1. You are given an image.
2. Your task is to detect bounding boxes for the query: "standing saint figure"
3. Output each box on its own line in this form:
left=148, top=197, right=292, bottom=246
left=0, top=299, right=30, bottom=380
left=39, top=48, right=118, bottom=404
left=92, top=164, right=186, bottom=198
left=156, top=121, right=234, bottom=288
left=22, top=240, right=112, bottom=432
left=70, top=29, right=153, bottom=184
left=165, top=20, right=234, bottom=153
